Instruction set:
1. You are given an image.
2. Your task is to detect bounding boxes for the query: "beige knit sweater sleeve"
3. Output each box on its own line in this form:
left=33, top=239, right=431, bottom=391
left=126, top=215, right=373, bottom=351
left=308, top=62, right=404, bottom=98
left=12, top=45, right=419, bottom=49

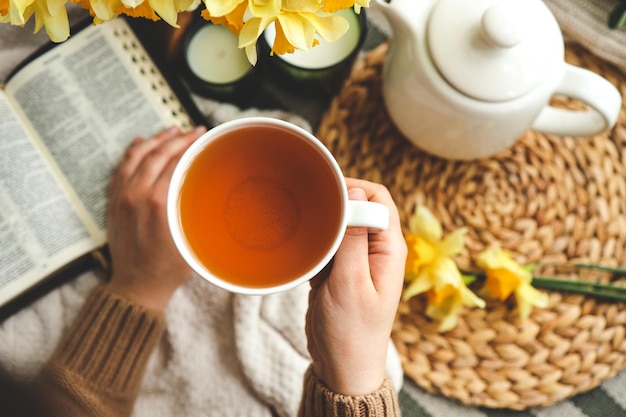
left=34, top=285, right=166, bottom=417
left=32, top=285, right=399, bottom=417
left=298, top=366, right=401, bottom=417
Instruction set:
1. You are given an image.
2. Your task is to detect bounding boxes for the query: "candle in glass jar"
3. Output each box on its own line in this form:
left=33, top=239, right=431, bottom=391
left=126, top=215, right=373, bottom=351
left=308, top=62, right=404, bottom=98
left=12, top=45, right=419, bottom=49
left=263, top=8, right=362, bottom=69
left=186, top=24, right=252, bottom=84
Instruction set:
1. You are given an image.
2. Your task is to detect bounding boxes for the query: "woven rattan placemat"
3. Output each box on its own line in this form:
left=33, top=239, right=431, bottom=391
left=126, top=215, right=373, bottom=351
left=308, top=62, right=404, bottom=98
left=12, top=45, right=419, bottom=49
left=315, top=42, right=626, bottom=410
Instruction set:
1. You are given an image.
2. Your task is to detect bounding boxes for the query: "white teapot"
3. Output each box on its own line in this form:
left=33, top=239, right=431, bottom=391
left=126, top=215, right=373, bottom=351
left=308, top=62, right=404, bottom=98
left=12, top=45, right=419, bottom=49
left=373, top=0, right=622, bottom=160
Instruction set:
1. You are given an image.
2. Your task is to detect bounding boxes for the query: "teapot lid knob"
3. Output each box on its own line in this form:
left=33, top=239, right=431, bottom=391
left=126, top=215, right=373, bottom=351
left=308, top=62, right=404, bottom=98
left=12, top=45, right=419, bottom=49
left=481, top=3, right=524, bottom=48
left=428, top=0, right=564, bottom=102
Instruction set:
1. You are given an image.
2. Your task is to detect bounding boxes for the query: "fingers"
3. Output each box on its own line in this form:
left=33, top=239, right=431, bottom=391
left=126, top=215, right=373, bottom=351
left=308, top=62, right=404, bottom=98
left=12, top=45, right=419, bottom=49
left=114, top=126, right=183, bottom=187
left=330, top=188, right=372, bottom=292
left=130, top=126, right=207, bottom=190
left=344, top=178, right=407, bottom=293
left=112, top=126, right=206, bottom=192
left=107, top=125, right=207, bottom=229
left=345, top=178, right=402, bottom=231
left=152, top=128, right=205, bottom=200
left=345, top=177, right=404, bottom=244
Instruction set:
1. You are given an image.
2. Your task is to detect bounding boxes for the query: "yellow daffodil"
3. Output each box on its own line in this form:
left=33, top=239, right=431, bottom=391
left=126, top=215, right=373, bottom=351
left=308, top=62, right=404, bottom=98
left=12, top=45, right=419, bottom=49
left=33, top=0, right=69, bottom=41
left=426, top=281, right=486, bottom=332
left=202, top=0, right=351, bottom=65
left=0, top=0, right=69, bottom=41
left=476, top=247, right=549, bottom=319
left=402, top=205, right=485, bottom=331
left=2, top=0, right=363, bottom=63
left=200, top=0, right=246, bottom=33
left=203, top=0, right=243, bottom=18
left=403, top=205, right=468, bottom=299
left=1, top=0, right=31, bottom=26
left=0, top=0, right=197, bottom=38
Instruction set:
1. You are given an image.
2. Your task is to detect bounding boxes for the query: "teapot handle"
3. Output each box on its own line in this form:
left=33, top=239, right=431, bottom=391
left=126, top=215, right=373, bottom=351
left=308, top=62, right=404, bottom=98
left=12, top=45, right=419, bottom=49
left=531, top=64, right=621, bottom=137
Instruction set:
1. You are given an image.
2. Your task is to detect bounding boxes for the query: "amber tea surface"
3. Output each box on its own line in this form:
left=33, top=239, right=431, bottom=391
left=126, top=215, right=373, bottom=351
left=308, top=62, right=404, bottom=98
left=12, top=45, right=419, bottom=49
left=178, top=124, right=342, bottom=288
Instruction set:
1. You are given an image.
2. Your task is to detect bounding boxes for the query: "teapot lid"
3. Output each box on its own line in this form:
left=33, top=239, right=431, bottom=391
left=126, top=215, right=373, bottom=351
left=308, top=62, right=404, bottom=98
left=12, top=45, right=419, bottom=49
left=428, top=0, right=564, bottom=102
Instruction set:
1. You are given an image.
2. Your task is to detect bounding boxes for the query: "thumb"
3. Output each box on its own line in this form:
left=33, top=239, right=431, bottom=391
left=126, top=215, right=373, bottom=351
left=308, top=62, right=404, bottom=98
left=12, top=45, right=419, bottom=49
left=330, top=188, right=371, bottom=288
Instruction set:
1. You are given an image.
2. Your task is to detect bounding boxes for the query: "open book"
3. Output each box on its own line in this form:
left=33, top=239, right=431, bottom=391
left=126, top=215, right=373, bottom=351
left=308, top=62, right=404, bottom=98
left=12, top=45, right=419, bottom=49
left=0, top=17, right=204, bottom=314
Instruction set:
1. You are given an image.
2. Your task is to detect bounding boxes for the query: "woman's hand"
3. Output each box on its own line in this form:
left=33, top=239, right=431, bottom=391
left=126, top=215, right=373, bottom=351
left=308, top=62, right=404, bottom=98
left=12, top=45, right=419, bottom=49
left=305, top=178, right=407, bottom=396
left=105, top=125, right=207, bottom=311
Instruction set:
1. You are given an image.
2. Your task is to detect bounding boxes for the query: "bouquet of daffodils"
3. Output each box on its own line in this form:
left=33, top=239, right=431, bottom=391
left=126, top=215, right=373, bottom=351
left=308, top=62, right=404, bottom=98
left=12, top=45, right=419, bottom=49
left=0, top=0, right=367, bottom=64
left=403, top=205, right=626, bottom=332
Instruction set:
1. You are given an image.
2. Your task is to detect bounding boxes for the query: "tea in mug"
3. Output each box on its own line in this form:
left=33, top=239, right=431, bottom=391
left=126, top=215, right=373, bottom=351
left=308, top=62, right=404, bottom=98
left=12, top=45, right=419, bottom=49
left=178, top=124, right=343, bottom=288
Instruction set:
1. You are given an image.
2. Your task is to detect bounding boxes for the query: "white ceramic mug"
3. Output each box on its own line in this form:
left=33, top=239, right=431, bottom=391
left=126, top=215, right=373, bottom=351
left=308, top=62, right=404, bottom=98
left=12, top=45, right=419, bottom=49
left=167, top=117, right=389, bottom=295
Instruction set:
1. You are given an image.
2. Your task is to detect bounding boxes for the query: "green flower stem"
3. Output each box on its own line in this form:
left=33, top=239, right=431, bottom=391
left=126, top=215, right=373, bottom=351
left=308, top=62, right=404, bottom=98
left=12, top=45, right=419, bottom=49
left=532, top=276, right=626, bottom=302
left=464, top=270, right=626, bottom=302
left=575, top=263, right=626, bottom=275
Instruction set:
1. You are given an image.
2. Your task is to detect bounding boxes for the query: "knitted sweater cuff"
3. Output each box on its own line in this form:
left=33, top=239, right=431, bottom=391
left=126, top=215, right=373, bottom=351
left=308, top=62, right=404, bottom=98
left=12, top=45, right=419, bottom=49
left=48, top=284, right=166, bottom=395
left=298, top=365, right=400, bottom=417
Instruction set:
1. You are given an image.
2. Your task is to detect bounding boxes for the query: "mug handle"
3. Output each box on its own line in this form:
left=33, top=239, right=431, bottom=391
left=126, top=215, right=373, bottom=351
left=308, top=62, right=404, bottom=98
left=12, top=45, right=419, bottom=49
left=346, top=200, right=390, bottom=232
left=531, top=63, right=622, bottom=137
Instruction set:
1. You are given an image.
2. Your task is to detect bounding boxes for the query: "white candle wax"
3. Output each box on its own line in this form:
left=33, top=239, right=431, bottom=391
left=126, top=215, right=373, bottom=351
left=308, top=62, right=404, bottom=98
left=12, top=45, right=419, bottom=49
left=263, top=8, right=361, bottom=69
left=186, top=24, right=252, bottom=84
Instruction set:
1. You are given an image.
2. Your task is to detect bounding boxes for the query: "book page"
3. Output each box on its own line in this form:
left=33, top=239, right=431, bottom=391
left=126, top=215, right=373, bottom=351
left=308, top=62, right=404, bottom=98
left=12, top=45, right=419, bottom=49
left=5, top=18, right=193, bottom=239
left=0, top=92, right=99, bottom=307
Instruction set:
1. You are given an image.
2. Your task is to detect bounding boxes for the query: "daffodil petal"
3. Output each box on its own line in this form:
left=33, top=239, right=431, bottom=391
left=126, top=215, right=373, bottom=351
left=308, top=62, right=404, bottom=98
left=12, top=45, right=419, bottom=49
left=425, top=295, right=463, bottom=332
left=238, top=16, right=267, bottom=47
left=270, top=19, right=295, bottom=54
left=354, top=0, right=369, bottom=10
left=428, top=283, right=457, bottom=306
left=248, top=0, right=280, bottom=18
left=203, top=0, right=242, bottom=16
left=90, top=0, right=118, bottom=21
left=239, top=16, right=272, bottom=64
left=245, top=43, right=258, bottom=66
left=202, top=1, right=246, bottom=34
left=402, top=272, right=433, bottom=300
left=301, top=12, right=348, bottom=43
left=477, top=247, right=534, bottom=303
left=44, top=0, right=65, bottom=16
left=405, top=235, right=438, bottom=274
left=439, top=227, right=467, bottom=257
left=515, top=283, right=548, bottom=319
left=437, top=310, right=460, bottom=332
left=149, top=0, right=178, bottom=26
left=276, top=12, right=314, bottom=51
left=477, top=248, right=531, bottom=282
left=460, top=284, right=486, bottom=308
left=411, top=205, right=443, bottom=243
left=33, top=3, right=42, bottom=30
left=9, top=0, right=33, bottom=24
left=121, top=0, right=144, bottom=9
left=41, top=7, right=69, bottom=41
left=430, top=257, right=464, bottom=289
left=282, top=0, right=319, bottom=13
